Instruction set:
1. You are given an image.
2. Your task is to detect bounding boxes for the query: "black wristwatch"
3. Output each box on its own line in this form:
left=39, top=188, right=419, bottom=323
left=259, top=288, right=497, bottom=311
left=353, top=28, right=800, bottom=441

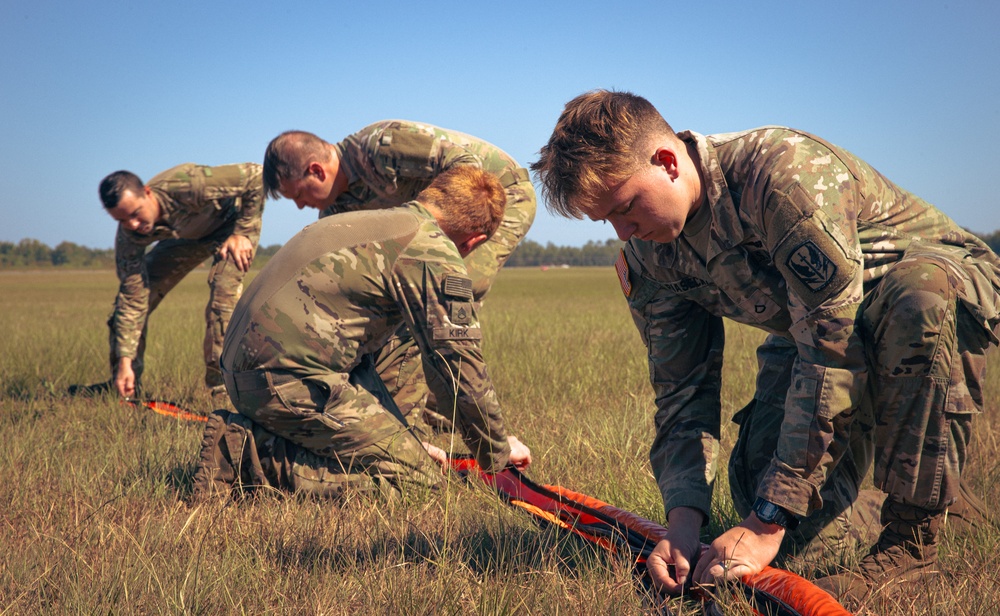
left=752, top=497, right=799, bottom=530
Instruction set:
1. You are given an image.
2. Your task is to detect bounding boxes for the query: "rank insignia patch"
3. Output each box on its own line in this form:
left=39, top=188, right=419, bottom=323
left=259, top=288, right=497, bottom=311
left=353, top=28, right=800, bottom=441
left=786, top=240, right=837, bottom=292
left=450, top=301, right=473, bottom=325
left=615, top=249, right=632, bottom=297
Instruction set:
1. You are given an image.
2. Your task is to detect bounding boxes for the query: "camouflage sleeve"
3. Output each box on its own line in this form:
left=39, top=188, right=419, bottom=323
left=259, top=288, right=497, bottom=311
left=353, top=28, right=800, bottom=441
left=391, top=253, right=511, bottom=472
left=463, top=177, right=537, bottom=301
left=111, top=226, right=151, bottom=360
left=366, top=121, right=483, bottom=178
left=157, top=163, right=264, bottom=241
left=624, top=248, right=725, bottom=521
left=753, top=141, right=868, bottom=517
left=225, top=163, right=264, bottom=240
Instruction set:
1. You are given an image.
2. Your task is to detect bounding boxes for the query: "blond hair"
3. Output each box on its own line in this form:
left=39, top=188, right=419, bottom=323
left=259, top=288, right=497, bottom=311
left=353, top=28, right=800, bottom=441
left=531, top=90, right=675, bottom=219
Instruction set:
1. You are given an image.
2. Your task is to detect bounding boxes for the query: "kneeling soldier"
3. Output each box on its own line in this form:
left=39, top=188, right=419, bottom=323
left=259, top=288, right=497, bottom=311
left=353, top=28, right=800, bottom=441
left=194, top=167, right=530, bottom=500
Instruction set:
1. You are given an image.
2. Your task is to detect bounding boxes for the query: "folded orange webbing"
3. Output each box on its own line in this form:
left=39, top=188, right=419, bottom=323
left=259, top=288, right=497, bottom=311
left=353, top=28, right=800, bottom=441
left=122, top=398, right=208, bottom=422
left=447, top=456, right=851, bottom=616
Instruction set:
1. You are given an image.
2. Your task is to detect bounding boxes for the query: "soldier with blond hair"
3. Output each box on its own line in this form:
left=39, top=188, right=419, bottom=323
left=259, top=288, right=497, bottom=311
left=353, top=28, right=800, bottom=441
left=193, top=166, right=530, bottom=500
left=532, top=90, right=998, bottom=603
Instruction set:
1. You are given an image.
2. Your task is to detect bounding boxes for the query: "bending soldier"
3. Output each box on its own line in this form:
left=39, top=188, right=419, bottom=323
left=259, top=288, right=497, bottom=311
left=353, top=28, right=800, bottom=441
left=261, top=121, right=536, bottom=429
left=532, top=90, right=999, bottom=603
left=71, top=163, right=264, bottom=404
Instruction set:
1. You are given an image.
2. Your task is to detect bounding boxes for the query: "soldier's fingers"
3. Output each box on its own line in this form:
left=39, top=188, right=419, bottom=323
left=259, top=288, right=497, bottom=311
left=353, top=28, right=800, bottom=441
left=647, top=551, right=685, bottom=595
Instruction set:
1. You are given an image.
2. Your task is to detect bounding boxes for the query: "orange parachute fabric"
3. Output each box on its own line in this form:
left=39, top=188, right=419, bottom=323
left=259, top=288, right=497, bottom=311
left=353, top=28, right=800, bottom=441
left=447, top=456, right=851, bottom=616
left=107, top=400, right=847, bottom=615
left=121, top=398, right=208, bottom=422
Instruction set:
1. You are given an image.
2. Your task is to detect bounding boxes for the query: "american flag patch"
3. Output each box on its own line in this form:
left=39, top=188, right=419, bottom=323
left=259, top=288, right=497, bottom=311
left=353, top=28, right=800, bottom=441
left=615, top=249, right=632, bottom=297
left=443, top=275, right=474, bottom=299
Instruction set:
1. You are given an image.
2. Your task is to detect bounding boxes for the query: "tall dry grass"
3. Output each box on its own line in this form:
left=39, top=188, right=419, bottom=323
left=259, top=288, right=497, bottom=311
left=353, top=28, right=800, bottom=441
left=0, top=268, right=997, bottom=615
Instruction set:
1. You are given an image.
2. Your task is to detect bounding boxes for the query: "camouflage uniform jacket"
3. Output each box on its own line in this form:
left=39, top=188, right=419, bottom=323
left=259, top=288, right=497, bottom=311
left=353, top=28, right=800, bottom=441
left=320, top=120, right=534, bottom=297
left=621, top=127, right=1000, bottom=518
left=220, top=203, right=513, bottom=472
left=111, top=162, right=264, bottom=360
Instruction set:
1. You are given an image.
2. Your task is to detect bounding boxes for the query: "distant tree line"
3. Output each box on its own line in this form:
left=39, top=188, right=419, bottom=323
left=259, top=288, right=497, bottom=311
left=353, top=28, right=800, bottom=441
left=0, top=239, right=285, bottom=269
left=1, top=239, right=116, bottom=268
left=504, top=238, right=625, bottom=267
left=5, top=231, right=1000, bottom=270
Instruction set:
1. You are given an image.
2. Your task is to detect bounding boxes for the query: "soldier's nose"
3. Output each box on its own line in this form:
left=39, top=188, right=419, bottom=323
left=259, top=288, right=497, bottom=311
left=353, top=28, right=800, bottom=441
left=613, top=221, right=635, bottom=241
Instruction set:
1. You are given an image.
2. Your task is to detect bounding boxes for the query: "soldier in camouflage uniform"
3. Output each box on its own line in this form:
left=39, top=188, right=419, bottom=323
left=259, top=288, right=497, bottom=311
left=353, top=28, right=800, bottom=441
left=261, top=122, right=536, bottom=429
left=532, top=90, right=1000, bottom=602
left=71, top=163, right=264, bottom=403
left=192, top=167, right=530, bottom=500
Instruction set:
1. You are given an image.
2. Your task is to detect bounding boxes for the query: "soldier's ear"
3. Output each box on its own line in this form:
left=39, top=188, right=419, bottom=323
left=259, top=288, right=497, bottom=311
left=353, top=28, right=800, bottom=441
left=653, top=148, right=679, bottom=178
left=306, top=162, right=326, bottom=182
left=456, top=233, right=488, bottom=257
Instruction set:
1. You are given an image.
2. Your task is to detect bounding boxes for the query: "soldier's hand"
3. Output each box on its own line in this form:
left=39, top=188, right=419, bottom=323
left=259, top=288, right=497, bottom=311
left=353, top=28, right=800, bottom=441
left=422, top=442, right=448, bottom=466
left=219, top=234, right=253, bottom=272
left=647, top=507, right=703, bottom=595
left=693, top=514, right=784, bottom=586
left=115, top=358, right=136, bottom=398
left=507, top=436, right=532, bottom=469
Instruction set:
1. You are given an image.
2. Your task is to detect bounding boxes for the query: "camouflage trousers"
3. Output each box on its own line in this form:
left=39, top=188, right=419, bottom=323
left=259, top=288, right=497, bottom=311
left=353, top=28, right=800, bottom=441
left=730, top=243, right=999, bottom=562
left=108, top=221, right=258, bottom=389
left=377, top=174, right=537, bottom=429
left=203, top=355, right=443, bottom=499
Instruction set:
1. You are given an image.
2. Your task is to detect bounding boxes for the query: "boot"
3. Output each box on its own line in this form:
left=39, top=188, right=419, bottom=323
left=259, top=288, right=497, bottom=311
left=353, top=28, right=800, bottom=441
left=208, top=384, right=232, bottom=410
left=814, top=499, right=942, bottom=602
left=944, top=480, right=996, bottom=533
left=68, top=379, right=143, bottom=399
left=68, top=380, right=114, bottom=397
left=191, top=410, right=242, bottom=501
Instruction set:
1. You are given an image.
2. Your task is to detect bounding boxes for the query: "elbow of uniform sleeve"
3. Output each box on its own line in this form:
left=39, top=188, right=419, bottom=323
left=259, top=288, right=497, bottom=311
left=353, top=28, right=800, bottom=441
left=756, top=459, right=821, bottom=517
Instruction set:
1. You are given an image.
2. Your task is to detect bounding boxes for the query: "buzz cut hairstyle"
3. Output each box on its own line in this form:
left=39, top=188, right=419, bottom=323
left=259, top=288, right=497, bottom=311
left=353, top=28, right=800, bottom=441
left=530, top=89, right=676, bottom=219
left=417, top=167, right=507, bottom=241
left=99, top=170, right=145, bottom=209
left=262, top=130, right=333, bottom=200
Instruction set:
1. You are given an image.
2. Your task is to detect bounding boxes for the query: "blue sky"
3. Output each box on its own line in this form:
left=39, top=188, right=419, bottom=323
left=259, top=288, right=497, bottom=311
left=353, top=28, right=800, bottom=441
left=2, top=1, right=998, bottom=250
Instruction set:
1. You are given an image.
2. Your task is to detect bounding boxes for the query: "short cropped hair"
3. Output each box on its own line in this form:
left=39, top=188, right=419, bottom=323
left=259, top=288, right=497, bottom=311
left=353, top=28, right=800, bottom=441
left=417, top=167, right=506, bottom=241
left=531, top=90, right=676, bottom=219
left=99, top=171, right=145, bottom=209
left=262, top=130, right=333, bottom=200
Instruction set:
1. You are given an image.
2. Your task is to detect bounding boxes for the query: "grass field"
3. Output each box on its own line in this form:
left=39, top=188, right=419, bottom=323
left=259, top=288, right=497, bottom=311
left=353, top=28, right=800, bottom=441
left=1, top=267, right=998, bottom=615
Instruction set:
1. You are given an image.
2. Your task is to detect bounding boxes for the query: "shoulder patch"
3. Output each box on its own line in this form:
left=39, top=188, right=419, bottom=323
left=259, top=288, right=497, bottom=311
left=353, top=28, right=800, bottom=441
left=785, top=240, right=837, bottom=292
left=615, top=249, right=632, bottom=297
left=443, top=275, right=473, bottom=299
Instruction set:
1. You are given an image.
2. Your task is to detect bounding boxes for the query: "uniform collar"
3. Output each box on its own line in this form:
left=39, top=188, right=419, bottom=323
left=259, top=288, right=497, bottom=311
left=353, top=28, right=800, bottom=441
left=677, top=130, right=744, bottom=263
